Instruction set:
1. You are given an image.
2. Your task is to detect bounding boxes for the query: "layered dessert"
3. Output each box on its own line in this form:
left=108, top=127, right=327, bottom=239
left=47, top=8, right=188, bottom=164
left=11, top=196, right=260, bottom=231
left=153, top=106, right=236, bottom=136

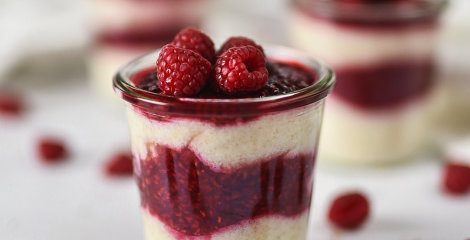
left=113, top=29, right=335, bottom=239
left=437, top=0, right=470, bottom=132
left=88, top=0, right=208, bottom=102
left=289, top=0, right=447, bottom=164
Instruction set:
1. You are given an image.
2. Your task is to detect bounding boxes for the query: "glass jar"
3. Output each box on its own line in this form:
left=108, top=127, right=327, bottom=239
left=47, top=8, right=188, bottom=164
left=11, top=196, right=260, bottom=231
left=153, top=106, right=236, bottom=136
left=289, top=0, right=447, bottom=164
left=113, top=46, right=335, bottom=239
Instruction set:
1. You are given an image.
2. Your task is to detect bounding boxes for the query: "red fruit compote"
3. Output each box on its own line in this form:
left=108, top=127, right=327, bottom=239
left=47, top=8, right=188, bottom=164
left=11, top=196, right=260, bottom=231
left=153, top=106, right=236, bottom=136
left=113, top=46, right=335, bottom=239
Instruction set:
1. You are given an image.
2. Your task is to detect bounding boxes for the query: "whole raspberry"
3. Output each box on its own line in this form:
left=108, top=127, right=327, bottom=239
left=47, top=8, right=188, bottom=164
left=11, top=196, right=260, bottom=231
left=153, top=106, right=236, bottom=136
left=328, top=192, right=370, bottom=230
left=172, top=27, right=215, bottom=62
left=105, top=151, right=134, bottom=177
left=442, top=162, right=470, bottom=195
left=218, top=37, right=264, bottom=56
left=156, top=44, right=211, bottom=97
left=37, top=137, right=68, bottom=163
left=339, top=0, right=395, bottom=3
left=0, top=93, right=24, bottom=116
left=214, top=46, right=268, bottom=94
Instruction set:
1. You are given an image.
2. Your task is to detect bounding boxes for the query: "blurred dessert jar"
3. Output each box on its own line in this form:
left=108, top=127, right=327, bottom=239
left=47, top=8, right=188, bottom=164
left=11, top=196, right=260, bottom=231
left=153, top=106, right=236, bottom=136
left=437, top=0, right=470, bottom=132
left=86, top=0, right=209, bottom=103
left=289, top=0, right=447, bottom=164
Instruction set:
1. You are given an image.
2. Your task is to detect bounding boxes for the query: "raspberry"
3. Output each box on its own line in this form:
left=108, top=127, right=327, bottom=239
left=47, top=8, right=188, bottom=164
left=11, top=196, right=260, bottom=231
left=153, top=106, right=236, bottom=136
left=37, top=137, right=68, bottom=163
left=218, top=37, right=264, bottom=56
left=156, top=44, right=211, bottom=97
left=172, top=27, right=215, bottom=62
left=328, top=192, right=370, bottom=230
left=442, top=162, right=470, bottom=195
left=214, top=46, right=268, bottom=94
left=0, top=93, right=24, bottom=116
left=105, top=151, right=134, bottom=176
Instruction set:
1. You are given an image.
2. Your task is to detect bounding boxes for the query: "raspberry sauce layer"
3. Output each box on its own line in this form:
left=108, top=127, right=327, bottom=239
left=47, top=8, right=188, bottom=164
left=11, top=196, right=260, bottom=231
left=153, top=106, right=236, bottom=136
left=137, top=145, right=315, bottom=237
left=96, top=28, right=182, bottom=46
left=127, top=61, right=319, bottom=125
left=132, top=61, right=316, bottom=98
left=332, top=60, right=435, bottom=109
left=293, top=0, right=443, bottom=30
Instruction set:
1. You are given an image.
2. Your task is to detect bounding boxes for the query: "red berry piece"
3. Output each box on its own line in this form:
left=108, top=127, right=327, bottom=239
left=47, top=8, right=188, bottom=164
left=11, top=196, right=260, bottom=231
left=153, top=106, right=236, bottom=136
left=339, top=0, right=395, bottom=3
left=0, top=92, right=24, bottom=116
left=328, top=192, right=370, bottom=230
left=37, top=137, right=68, bottom=163
left=442, top=162, right=470, bottom=195
left=172, top=27, right=215, bottom=62
left=156, top=44, right=211, bottom=97
left=218, top=36, right=264, bottom=56
left=214, top=46, right=268, bottom=94
left=105, top=151, right=134, bottom=176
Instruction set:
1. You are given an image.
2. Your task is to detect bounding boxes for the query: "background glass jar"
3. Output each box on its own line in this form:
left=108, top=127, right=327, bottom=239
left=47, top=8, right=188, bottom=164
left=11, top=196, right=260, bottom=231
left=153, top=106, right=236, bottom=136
left=113, top=46, right=334, bottom=240
left=289, top=0, right=447, bottom=164
left=87, top=0, right=209, bottom=104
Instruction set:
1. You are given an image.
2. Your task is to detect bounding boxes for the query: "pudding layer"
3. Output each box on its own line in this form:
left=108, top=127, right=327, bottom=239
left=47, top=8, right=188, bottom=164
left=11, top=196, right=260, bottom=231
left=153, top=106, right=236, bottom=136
left=142, top=210, right=309, bottom=240
left=128, top=102, right=323, bottom=169
left=320, top=96, right=436, bottom=164
left=289, top=11, right=437, bottom=66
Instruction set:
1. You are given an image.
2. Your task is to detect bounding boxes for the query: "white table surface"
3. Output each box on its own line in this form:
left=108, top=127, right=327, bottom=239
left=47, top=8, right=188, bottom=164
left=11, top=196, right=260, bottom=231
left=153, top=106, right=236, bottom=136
left=1, top=0, right=470, bottom=239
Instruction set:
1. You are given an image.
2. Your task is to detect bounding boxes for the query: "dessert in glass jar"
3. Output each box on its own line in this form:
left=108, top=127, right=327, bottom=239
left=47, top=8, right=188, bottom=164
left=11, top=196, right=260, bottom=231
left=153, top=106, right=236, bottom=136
left=88, top=0, right=208, bottom=103
left=113, top=29, right=335, bottom=239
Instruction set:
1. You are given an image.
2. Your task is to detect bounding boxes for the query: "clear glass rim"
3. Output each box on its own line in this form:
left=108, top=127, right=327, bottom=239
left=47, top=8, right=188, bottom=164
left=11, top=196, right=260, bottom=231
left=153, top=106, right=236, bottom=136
left=113, top=45, right=335, bottom=116
left=292, top=0, right=448, bottom=22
